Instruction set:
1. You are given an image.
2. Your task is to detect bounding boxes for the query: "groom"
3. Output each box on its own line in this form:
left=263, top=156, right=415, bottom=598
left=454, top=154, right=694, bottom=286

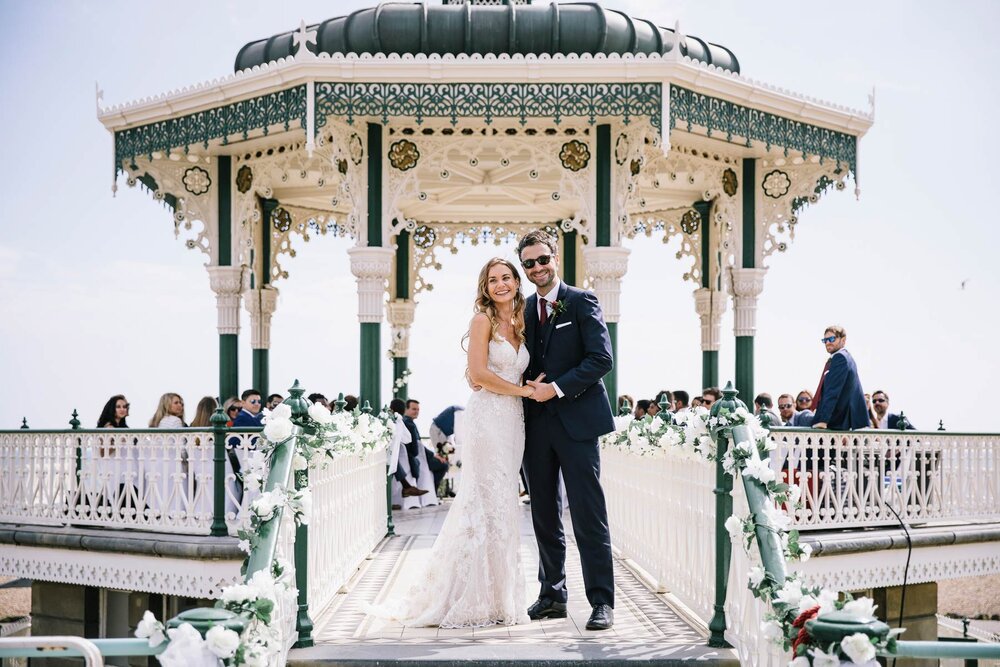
left=519, top=230, right=617, bottom=631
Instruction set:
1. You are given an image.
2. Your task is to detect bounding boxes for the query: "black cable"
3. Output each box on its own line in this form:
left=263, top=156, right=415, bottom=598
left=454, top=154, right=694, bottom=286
left=884, top=492, right=912, bottom=667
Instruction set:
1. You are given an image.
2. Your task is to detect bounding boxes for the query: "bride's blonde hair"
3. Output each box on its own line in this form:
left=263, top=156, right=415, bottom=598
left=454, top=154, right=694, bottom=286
left=463, top=258, right=526, bottom=351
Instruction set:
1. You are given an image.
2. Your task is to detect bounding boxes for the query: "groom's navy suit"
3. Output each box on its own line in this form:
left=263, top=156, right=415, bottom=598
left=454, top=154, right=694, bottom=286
left=523, top=280, right=616, bottom=608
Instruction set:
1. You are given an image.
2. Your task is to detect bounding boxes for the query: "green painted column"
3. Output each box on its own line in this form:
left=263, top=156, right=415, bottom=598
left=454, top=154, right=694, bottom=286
left=695, top=199, right=720, bottom=391
left=593, top=123, right=620, bottom=410
left=392, top=357, right=408, bottom=400
left=702, top=350, right=719, bottom=391
left=360, top=323, right=381, bottom=408
left=252, top=349, right=269, bottom=397
left=562, top=229, right=577, bottom=286
left=606, top=322, right=618, bottom=409
left=389, top=231, right=413, bottom=399
left=210, top=157, right=242, bottom=403
left=732, top=160, right=765, bottom=402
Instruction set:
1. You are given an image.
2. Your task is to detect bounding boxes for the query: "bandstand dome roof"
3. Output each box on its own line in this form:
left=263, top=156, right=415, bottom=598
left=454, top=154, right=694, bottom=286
left=235, top=1, right=740, bottom=73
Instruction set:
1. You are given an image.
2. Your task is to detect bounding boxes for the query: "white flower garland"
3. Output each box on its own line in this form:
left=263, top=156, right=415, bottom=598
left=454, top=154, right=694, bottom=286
left=600, top=404, right=901, bottom=664
left=137, top=402, right=394, bottom=666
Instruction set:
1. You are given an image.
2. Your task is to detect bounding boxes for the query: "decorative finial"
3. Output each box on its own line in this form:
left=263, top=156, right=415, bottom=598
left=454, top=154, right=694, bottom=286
left=286, top=380, right=309, bottom=421
left=658, top=395, right=672, bottom=425
left=292, top=20, right=318, bottom=60
left=618, top=397, right=632, bottom=416
left=69, top=410, right=81, bottom=430
left=669, top=20, right=686, bottom=61
left=361, top=401, right=373, bottom=415
left=897, top=411, right=909, bottom=431
left=938, top=420, right=945, bottom=431
left=334, top=392, right=347, bottom=413
left=20, top=417, right=28, bottom=430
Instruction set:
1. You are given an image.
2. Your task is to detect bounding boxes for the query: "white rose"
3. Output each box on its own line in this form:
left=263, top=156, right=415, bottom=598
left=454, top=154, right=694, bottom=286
left=292, top=452, right=309, bottom=471
left=840, top=632, right=876, bottom=664
left=263, top=417, right=294, bottom=443
left=817, top=589, right=839, bottom=614
left=748, top=566, right=766, bottom=588
left=761, top=620, right=784, bottom=643
left=774, top=580, right=803, bottom=608
left=243, top=648, right=269, bottom=667
left=269, top=403, right=292, bottom=421
left=741, top=457, right=776, bottom=485
left=734, top=406, right=750, bottom=419
left=724, top=515, right=744, bottom=540
left=308, top=403, right=333, bottom=425
left=222, top=584, right=257, bottom=606
left=762, top=502, right=792, bottom=532
left=735, top=440, right=753, bottom=455
left=247, top=569, right=279, bottom=604
left=251, top=491, right=282, bottom=521
left=205, top=625, right=241, bottom=659
left=809, top=647, right=841, bottom=667
left=788, top=484, right=802, bottom=504
left=799, top=543, right=813, bottom=562
left=237, top=539, right=251, bottom=553
left=842, top=596, right=878, bottom=621
left=135, top=610, right=165, bottom=647
left=158, top=623, right=218, bottom=667
left=798, top=594, right=818, bottom=613
left=789, top=657, right=811, bottom=667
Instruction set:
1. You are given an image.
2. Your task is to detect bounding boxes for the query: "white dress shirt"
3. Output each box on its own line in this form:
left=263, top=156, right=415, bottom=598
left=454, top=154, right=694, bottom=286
left=535, top=278, right=565, bottom=398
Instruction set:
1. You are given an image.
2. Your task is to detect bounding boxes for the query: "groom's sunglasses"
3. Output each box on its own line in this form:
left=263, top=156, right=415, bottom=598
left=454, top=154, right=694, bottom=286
left=521, top=255, right=553, bottom=270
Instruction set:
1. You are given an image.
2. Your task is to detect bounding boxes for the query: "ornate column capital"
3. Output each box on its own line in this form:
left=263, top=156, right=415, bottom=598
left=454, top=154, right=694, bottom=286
left=729, top=267, right=768, bottom=337
left=387, top=299, right=416, bottom=357
left=206, top=265, right=246, bottom=335
left=693, top=287, right=727, bottom=351
left=582, top=246, right=631, bottom=323
left=348, top=246, right=394, bottom=323
left=244, top=286, right=280, bottom=349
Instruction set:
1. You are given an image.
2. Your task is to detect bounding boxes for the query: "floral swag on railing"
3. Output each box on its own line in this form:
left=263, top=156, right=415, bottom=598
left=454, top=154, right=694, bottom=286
left=600, top=405, right=901, bottom=666
left=136, top=401, right=393, bottom=667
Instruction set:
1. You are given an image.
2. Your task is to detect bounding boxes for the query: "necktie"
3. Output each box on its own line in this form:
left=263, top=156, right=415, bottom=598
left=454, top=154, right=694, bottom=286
left=539, top=297, right=548, bottom=326
left=810, top=358, right=831, bottom=411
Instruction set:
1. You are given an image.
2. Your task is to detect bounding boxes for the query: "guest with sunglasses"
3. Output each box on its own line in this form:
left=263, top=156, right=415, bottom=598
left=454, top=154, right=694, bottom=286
left=97, top=395, right=130, bottom=428
left=777, top=392, right=814, bottom=427
left=222, top=397, right=243, bottom=427
left=232, top=389, right=264, bottom=428
left=809, top=325, right=867, bottom=430
left=870, top=390, right=914, bottom=430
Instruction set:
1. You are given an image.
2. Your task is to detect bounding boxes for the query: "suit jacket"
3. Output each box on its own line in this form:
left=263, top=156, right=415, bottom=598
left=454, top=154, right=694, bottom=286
left=231, top=409, right=263, bottom=428
left=813, top=349, right=868, bottom=430
left=401, top=415, right=422, bottom=477
left=788, top=410, right=814, bottom=427
left=887, top=413, right=915, bottom=430
left=524, top=282, right=616, bottom=441
left=431, top=405, right=464, bottom=437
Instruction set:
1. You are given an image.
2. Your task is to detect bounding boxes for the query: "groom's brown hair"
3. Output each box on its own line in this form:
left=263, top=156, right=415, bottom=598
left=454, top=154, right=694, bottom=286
left=516, top=229, right=558, bottom=258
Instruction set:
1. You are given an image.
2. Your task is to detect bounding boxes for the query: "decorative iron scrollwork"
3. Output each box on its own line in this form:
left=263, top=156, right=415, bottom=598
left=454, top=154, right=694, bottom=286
left=182, top=167, right=211, bottom=195
left=272, top=206, right=292, bottom=232
left=236, top=165, right=253, bottom=194
left=413, top=225, right=436, bottom=249
left=762, top=170, right=791, bottom=199
left=559, top=140, right=590, bottom=171
left=722, top=168, right=738, bottom=197
left=680, top=209, right=700, bottom=234
left=389, top=139, right=420, bottom=171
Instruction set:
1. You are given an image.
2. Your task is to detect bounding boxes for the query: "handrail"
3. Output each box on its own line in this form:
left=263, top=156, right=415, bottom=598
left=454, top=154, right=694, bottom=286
left=0, top=635, right=117, bottom=665
left=0, top=427, right=263, bottom=434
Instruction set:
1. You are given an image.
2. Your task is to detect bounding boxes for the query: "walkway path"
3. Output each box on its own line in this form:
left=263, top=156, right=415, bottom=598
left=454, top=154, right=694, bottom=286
left=290, top=502, right=737, bottom=665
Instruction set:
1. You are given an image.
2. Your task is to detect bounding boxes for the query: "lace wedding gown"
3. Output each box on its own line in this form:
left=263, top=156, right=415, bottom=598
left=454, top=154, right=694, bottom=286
left=375, top=337, right=530, bottom=628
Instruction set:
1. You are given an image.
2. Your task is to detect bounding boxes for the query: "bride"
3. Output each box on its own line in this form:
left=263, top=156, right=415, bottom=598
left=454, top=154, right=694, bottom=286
left=373, top=257, right=536, bottom=627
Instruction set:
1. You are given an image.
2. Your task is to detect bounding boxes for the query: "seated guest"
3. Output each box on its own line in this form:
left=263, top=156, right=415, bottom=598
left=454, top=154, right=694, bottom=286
left=777, top=394, right=797, bottom=425
left=646, top=400, right=660, bottom=417
left=389, top=399, right=427, bottom=498
left=308, top=393, right=330, bottom=411
left=753, top=393, right=782, bottom=426
left=343, top=394, right=359, bottom=412
left=691, top=396, right=704, bottom=409
left=617, top=394, right=635, bottom=416
left=701, top=387, right=722, bottom=410
left=634, top=399, right=651, bottom=419
left=232, top=389, right=264, bottom=428
left=222, top=397, right=242, bottom=427
left=429, top=406, right=463, bottom=493
left=190, top=397, right=218, bottom=428
left=871, top=390, right=914, bottom=429
left=97, top=395, right=130, bottom=428
left=150, top=393, right=186, bottom=428
left=672, top=390, right=690, bottom=415
left=265, top=394, right=284, bottom=410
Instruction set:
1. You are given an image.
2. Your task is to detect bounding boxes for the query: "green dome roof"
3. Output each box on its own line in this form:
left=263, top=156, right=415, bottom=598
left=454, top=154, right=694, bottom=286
left=235, top=2, right=739, bottom=73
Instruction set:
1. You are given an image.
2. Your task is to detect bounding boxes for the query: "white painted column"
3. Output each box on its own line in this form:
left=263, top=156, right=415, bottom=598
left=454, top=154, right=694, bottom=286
left=207, top=265, right=246, bottom=335
left=582, top=246, right=631, bottom=323
left=729, top=268, right=767, bottom=338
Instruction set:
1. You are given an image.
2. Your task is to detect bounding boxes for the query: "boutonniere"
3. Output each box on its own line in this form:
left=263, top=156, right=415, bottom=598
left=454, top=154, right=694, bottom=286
left=550, top=299, right=567, bottom=318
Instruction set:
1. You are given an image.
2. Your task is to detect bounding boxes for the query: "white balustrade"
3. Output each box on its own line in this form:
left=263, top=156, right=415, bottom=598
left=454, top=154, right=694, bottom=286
left=770, top=429, right=1000, bottom=530
left=273, top=506, right=301, bottom=665
left=0, top=430, right=258, bottom=534
left=307, top=447, right=388, bottom=616
left=602, top=446, right=716, bottom=624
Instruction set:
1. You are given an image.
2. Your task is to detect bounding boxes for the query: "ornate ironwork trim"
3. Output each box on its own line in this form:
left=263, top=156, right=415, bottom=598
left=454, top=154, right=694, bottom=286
left=114, top=85, right=308, bottom=172
left=669, top=85, right=858, bottom=173
left=314, top=82, right=662, bottom=130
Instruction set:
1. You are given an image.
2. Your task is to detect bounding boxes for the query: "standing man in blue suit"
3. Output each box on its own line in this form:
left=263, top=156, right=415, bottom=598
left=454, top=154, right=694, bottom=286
left=518, top=230, right=616, bottom=631
left=810, top=326, right=868, bottom=430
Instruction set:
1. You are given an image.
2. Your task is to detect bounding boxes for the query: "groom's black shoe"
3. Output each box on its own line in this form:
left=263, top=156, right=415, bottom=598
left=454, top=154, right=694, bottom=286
left=527, top=598, right=567, bottom=620
left=586, top=604, right=614, bottom=631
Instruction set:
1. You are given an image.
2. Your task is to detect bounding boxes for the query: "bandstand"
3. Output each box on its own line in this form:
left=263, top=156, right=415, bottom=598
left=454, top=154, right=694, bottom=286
left=97, top=0, right=871, bottom=410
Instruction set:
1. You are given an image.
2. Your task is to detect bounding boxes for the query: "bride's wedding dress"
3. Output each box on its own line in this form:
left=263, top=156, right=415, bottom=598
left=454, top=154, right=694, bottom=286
left=376, top=336, right=530, bottom=627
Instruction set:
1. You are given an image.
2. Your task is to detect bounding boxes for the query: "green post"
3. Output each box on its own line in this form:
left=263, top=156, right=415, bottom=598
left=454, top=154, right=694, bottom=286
left=703, top=351, right=719, bottom=390
left=360, top=323, right=381, bottom=409
left=596, top=125, right=611, bottom=247
left=220, top=334, right=239, bottom=405
left=286, top=381, right=315, bottom=648
left=252, top=348, right=269, bottom=399
left=708, top=382, right=742, bottom=648
left=562, top=229, right=578, bottom=286
left=393, top=357, right=408, bottom=400
left=735, top=337, right=753, bottom=403
left=210, top=408, right=229, bottom=537
left=70, top=409, right=82, bottom=484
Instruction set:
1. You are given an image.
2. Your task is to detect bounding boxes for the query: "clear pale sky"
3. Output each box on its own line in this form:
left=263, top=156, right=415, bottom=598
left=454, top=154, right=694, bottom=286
left=1, top=1, right=997, bottom=433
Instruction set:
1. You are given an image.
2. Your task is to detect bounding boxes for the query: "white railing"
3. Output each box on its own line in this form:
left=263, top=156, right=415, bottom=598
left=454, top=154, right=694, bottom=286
left=603, top=446, right=716, bottom=624
left=769, top=429, right=1000, bottom=530
left=273, top=504, right=301, bottom=665
left=308, top=446, right=387, bottom=616
left=0, top=429, right=258, bottom=534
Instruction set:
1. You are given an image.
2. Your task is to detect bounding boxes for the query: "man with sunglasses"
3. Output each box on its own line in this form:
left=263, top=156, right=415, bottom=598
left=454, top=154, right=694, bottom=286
left=518, top=230, right=616, bottom=631
left=809, top=326, right=868, bottom=430
left=871, top=390, right=914, bottom=430
left=233, top=389, right=265, bottom=428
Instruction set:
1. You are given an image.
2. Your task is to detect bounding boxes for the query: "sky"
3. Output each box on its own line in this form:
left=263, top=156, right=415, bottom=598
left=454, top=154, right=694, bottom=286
left=1, top=1, right=998, bottom=434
